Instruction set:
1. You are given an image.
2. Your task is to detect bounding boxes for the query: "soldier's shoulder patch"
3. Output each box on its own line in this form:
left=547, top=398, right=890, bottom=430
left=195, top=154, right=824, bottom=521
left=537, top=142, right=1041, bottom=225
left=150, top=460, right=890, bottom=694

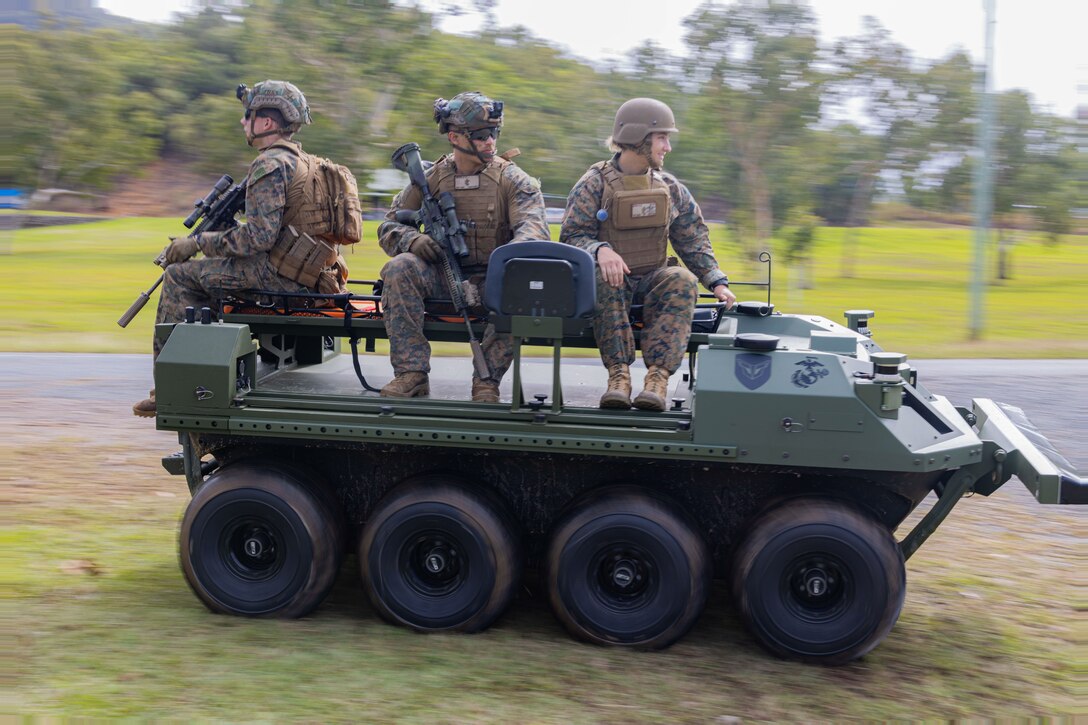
left=249, top=154, right=286, bottom=184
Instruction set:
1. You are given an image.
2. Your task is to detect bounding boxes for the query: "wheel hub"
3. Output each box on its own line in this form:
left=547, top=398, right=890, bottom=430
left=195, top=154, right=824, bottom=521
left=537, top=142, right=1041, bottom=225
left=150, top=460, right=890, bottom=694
left=425, top=546, right=450, bottom=574
left=801, top=567, right=834, bottom=598
left=596, top=550, right=651, bottom=602
left=244, top=530, right=273, bottom=559
left=404, top=533, right=464, bottom=595
left=611, top=559, right=638, bottom=589
left=787, top=556, right=845, bottom=612
left=223, top=521, right=282, bottom=581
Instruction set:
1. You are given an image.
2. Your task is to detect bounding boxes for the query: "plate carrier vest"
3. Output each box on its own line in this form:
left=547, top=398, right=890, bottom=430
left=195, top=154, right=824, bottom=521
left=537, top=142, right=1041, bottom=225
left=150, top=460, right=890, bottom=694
left=594, top=160, right=672, bottom=276
left=428, top=155, right=515, bottom=269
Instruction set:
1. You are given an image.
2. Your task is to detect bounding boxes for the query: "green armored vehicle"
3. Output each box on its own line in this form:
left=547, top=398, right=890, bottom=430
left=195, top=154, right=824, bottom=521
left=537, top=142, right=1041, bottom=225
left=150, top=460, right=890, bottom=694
left=151, top=243, right=1084, bottom=664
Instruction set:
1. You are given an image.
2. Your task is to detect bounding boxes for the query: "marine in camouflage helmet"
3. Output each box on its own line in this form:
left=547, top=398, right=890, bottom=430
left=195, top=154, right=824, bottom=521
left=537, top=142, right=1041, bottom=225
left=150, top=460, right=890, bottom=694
left=376, top=89, right=548, bottom=403
left=560, top=96, right=734, bottom=412
left=608, top=97, right=678, bottom=170
left=434, top=91, right=504, bottom=165
left=237, top=80, right=313, bottom=139
left=133, top=81, right=327, bottom=418
left=433, top=91, right=504, bottom=133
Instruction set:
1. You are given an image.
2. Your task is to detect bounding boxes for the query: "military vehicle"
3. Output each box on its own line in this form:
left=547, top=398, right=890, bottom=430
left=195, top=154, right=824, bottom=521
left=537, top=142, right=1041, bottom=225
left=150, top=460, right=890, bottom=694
left=151, top=243, right=1084, bottom=664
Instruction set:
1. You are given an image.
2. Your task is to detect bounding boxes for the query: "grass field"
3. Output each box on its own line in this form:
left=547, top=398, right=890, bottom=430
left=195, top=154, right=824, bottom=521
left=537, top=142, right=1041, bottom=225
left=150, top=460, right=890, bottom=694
left=3, top=217, right=1084, bottom=719
left=1, top=218, right=1085, bottom=357
left=4, top=378, right=1082, bottom=720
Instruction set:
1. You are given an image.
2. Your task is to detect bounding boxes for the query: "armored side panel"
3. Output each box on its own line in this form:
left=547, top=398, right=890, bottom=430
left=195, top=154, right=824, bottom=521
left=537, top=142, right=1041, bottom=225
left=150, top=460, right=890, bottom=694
left=155, top=321, right=256, bottom=418
left=692, top=333, right=977, bottom=475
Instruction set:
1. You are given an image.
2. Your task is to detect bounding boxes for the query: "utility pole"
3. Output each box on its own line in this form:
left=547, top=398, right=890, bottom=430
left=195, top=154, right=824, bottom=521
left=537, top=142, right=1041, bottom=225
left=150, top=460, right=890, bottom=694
left=969, top=0, right=997, bottom=340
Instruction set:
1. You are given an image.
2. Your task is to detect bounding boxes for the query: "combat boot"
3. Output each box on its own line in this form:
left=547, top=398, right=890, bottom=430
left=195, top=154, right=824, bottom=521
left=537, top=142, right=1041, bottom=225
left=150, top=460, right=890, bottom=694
left=380, top=372, right=429, bottom=398
left=132, top=389, right=156, bottom=418
left=471, top=378, right=500, bottom=403
left=633, top=366, right=671, bottom=412
left=599, top=363, right=632, bottom=409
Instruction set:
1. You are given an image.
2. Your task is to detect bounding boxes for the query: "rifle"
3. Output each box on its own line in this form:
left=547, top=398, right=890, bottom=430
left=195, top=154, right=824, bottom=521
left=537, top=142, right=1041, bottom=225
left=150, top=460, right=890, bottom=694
left=390, top=142, right=490, bottom=379
left=117, top=174, right=247, bottom=328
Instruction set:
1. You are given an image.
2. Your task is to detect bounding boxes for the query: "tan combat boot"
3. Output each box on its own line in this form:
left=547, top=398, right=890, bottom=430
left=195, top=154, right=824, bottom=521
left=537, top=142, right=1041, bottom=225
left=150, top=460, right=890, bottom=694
left=633, top=366, right=671, bottom=412
left=471, top=379, right=500, bottom=403
left=380, top=372, right=429, bottom=398
left=132, top=389, right=156, bottom=418
left=599, top=363, right=632, bottom=409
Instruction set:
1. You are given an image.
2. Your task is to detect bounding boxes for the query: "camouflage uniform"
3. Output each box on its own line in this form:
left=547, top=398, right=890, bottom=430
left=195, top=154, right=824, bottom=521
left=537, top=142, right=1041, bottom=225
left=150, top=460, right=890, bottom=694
left=560, top=154, right=728, bottom=373
left=377, top=154, right=550, bottom=380
left=153, top=142, right=309, bottom=358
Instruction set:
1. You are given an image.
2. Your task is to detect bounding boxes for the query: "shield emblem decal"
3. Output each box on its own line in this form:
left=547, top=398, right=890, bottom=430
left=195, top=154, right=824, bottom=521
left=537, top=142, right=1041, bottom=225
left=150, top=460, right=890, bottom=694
left=736, top=353, right=772, bottom=390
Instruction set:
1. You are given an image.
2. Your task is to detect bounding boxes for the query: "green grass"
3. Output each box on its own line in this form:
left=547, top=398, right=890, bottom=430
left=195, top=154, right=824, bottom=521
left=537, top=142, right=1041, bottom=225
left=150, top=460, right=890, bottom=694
left=4, top=215, right=1083, bottom=717
left=6, top=460, right=1082, bottom=719
left=2, top=218, right=1085, bottom=356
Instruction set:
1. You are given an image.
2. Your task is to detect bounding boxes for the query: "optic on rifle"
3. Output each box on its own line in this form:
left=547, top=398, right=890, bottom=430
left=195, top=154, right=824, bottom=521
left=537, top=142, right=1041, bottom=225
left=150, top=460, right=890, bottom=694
left=184, top=175, right=234, bottom=229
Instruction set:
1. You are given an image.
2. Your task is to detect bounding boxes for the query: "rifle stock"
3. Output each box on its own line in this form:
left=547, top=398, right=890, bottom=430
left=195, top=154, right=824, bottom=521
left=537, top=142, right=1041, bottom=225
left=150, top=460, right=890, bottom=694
left=391, top=142, right=491, bottom=380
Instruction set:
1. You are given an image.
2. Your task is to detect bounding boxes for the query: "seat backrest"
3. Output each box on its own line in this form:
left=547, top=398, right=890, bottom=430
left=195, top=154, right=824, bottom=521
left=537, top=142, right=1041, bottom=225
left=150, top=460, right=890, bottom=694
left=483, top=241, right=596, bottom=320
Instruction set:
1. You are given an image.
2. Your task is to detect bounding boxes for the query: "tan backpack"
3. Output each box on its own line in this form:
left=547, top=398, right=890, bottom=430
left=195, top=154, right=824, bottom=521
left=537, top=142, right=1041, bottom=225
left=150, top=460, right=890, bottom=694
left=267, top=144, right=362, bottom=291
left=283, top=150, right=363, bottom=246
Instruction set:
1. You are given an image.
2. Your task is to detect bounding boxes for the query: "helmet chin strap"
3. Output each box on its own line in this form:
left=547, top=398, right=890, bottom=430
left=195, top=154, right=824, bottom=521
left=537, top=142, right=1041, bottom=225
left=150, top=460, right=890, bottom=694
left=638, top=138, right=661, bottom=170
left=247, top=127, right=285, bottom=146
left=245, top=116, right=288, bottom=147
left=450, top=131, right=493, bottom=165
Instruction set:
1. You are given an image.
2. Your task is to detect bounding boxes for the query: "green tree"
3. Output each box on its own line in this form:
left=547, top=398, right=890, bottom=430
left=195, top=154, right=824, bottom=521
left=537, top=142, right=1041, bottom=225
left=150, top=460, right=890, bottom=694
left=900, top=50, right=976, bottom=212
left=9, top=26, right=165, bottom=189
left=682, top=0, right=827, bottom=262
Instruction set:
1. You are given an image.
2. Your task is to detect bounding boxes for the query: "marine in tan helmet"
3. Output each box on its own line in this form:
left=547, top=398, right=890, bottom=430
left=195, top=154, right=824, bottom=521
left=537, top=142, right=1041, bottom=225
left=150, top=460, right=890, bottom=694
left=376, top=91, right=550, bottom=403
left=133, top=80, right=356, bottom=417
left=559, top=97, right=736, bottom=412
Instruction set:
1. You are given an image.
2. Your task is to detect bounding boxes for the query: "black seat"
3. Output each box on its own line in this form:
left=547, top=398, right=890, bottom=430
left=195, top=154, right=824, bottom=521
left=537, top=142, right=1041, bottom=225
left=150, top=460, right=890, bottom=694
left=483, top=241, right=596, bottom=334
left=482, top=242, right=597, bottom=410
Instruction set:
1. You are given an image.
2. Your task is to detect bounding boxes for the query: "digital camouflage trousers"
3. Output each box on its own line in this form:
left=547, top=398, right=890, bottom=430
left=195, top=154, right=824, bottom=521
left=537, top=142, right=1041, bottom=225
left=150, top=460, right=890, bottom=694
left=593, top=265, right=697, bottom=373
left=380, top=253, right=512, bottom=381
left=154, top=255, right=308, bottom=358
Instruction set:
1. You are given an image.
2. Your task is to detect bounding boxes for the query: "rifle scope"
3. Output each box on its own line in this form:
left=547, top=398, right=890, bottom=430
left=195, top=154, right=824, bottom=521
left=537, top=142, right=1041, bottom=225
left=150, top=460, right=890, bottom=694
left=184, top=174, right=234, bottom=229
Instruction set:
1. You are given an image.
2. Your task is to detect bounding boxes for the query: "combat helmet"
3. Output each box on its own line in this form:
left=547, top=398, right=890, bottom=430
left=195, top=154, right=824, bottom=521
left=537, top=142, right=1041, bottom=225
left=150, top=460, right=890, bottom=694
left=434, top=91, right=504, bottom=134
left=612, top=98, right=678, bottom=145
left=237, top=80, right=313, bottom=133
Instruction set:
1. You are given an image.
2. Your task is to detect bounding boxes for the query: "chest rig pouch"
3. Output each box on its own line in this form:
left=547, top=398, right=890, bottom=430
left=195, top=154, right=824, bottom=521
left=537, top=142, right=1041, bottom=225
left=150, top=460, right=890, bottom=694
left=266, top=144, right=346, bottom=289
left=597, top=163, right=671, bottom=276
left=431, top=157, right=512, bottom=269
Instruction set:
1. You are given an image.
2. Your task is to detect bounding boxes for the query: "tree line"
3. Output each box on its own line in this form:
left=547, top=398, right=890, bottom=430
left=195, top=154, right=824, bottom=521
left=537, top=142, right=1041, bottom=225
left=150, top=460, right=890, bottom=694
left=8, top=0, right=1082, bottom=247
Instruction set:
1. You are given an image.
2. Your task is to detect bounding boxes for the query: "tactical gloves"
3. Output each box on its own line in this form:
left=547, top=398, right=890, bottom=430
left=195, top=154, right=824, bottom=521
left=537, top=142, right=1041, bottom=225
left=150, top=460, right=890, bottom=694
left=162, top=237, right=200, bottom=265
left=408, top=234, right=442, bottom=263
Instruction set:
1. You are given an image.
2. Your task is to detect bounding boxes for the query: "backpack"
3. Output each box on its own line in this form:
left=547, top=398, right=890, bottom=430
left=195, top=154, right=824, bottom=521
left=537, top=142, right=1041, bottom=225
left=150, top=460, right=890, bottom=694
left=279, top=145, right=363, bottom=246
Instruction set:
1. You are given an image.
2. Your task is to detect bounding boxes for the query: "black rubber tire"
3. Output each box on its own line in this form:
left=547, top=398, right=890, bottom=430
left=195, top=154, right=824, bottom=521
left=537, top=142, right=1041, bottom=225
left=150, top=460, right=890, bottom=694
left=180, top=461, right=344, bottom=618
left=359, top=477, right=519, bottom=633
left=731, top=498, right=906, bottom=665
left=547, top=490, right=710, bottom=649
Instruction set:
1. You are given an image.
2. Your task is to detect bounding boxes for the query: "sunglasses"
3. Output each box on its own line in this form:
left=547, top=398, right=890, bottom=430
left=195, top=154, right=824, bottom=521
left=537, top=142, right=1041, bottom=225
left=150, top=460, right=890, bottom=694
left=244, top=108, right=254, bottom=120
left=465, top=127, right=500, bottom=142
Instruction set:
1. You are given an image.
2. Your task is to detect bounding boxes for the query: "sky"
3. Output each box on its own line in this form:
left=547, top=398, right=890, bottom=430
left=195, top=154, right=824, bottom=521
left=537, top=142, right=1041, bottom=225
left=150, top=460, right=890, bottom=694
left=97, top=0, right=1084, bottom=118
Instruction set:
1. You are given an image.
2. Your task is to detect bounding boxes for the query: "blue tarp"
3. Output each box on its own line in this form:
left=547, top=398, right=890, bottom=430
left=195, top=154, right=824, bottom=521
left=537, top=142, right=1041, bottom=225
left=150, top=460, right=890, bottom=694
left=0, top=189, right=26, bottom=209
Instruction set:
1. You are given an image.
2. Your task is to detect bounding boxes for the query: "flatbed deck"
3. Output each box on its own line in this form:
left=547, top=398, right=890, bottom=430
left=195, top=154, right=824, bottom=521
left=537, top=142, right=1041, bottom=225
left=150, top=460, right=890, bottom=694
left=253, top=352, right=687, bottom=409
